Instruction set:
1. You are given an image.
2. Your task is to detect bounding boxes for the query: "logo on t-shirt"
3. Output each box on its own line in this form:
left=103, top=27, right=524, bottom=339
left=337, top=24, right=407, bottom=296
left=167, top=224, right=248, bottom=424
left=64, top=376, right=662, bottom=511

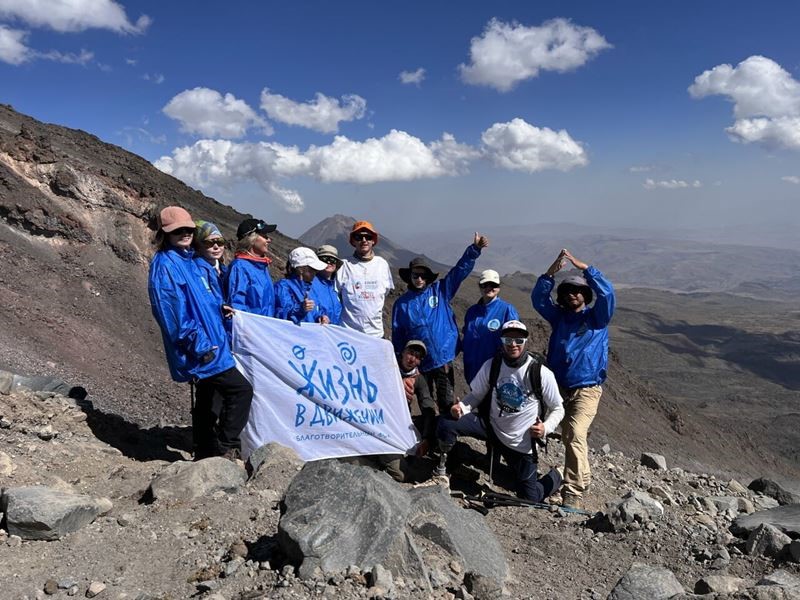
left=496, top=379, right=527, bottom=413
left=487, top=318, right=501, bottom=331
left=428, top=296, right=438, bottom=308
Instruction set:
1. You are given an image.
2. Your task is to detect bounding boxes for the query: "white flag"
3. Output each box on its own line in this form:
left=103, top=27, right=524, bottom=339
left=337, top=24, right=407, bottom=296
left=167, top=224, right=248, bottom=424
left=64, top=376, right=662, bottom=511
left=232, top=311, right=419, bottom=461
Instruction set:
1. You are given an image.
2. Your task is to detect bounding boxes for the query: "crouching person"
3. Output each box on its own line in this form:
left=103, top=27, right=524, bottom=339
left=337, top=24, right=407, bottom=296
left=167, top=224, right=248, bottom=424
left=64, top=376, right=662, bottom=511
left=435, top=320, right=564, bottom=502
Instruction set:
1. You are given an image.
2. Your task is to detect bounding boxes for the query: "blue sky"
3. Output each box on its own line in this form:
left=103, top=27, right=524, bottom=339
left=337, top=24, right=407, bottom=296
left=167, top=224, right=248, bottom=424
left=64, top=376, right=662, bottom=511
left=2, top=0, right=799, bottom=240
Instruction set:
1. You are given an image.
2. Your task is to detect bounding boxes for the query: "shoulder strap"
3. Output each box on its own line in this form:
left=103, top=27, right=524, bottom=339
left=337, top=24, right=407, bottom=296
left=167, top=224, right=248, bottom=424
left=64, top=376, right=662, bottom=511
left=525, top=351, right=544, bottom=402
left=478, top=352, right=503, bottom=424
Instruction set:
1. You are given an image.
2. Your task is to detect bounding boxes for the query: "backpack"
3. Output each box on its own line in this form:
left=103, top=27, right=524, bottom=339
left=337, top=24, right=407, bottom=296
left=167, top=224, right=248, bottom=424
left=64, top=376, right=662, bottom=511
left=477, top=351, right=548, bottom=447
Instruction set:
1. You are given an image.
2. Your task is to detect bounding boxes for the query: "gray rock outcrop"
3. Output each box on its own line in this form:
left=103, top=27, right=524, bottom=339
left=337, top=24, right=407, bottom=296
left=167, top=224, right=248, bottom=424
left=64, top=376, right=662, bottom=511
left=608, top=562, right=684, bottom=599
left=1, top=486, right=112, bottom=540
left=278, top=460, right=507, bottom=587
left=731, top=504, right=800, bottom=538
left=147, top=457, right=246, bottom=502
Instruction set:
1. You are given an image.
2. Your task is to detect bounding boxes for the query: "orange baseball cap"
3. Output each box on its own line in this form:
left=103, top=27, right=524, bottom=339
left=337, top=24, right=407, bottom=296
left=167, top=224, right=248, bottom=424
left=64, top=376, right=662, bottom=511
left=350, top=220, right=379, bottom=246
left=158, top=206, right=195, bottom=233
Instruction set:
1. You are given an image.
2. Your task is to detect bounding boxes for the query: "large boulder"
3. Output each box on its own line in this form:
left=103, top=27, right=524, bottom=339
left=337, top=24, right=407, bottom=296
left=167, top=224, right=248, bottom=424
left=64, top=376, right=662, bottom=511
left=1, top=486, right=112, bottom=540
left=147, top=457, right=246, bottom=502
left=278, top=460, right=507, bottom=587
left=247, top=442, right=304, bottom=496
left=746, top=523, right=792, bottom=558
left=608, top=563, right=684, bottom=599
left=640, top=453, right=668, bottom=471
left=748, top=478, right=800, bottom=506
left=604, top=491, right=664, bottom=531
left=731, top=504, right=800, bottom=538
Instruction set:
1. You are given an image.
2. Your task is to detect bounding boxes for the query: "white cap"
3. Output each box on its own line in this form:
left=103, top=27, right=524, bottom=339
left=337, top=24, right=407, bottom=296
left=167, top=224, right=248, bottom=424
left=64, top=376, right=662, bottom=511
left=289, top=247, right=328, bottom=271
left=479, top=269, right=500, bottom=285
left=500, top=320, right=528, bottom=337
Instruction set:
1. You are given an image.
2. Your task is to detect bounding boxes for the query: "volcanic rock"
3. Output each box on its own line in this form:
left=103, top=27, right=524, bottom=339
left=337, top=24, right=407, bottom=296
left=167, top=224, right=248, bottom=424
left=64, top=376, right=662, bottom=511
left=640, top=453, right=668, bottom=471
left=604, top=491, right=664, bottom=531
left=745, top=523, right=791, bottom=558
left=147, top=457, right=246, bottom=502
left=608, top=562, right=683, bottom=599
left=748, top=478, right=800, bottom=506
left=731, top=504, right=800, bottom=538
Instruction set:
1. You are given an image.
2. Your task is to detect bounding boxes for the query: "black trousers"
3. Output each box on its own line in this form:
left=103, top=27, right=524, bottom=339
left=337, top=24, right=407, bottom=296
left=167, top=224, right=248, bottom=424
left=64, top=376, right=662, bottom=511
left=423, top=363, right=455, bottom=415
left=193, top=367, right=253, bottom=457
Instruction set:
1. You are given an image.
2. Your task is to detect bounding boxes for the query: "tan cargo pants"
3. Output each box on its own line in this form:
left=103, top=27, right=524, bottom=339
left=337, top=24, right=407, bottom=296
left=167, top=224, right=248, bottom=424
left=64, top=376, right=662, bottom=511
left=561, top=385, right=602, bottom=498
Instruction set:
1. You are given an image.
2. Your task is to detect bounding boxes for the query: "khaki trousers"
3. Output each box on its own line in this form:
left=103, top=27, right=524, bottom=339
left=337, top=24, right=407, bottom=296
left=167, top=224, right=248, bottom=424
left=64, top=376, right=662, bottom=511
left=561, top=385, right=602, bottom=498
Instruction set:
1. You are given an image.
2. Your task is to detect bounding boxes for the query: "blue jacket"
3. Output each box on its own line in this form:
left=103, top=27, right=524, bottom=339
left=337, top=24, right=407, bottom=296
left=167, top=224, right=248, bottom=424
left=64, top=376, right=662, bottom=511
left=531, top=265, right=615, bottom=388
left=392, top=244, right=481, bottom=371
left=194, top=257, right=227, bottom=303
left=274, top=275, right=328, bottom=324
left=462, top=297, right=520, bottom=385
left=225, top=256, right=275, bottom=317
left=148, top=247, right=235, bottom=383
left=313, top=276, right=342, bottom=325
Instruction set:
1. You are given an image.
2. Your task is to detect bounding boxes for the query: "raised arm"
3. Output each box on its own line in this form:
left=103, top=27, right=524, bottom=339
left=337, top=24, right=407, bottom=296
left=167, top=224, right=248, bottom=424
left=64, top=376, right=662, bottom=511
left=584, top=265, right=615, bottom=328
left=441, top=232, right=488, bottom=301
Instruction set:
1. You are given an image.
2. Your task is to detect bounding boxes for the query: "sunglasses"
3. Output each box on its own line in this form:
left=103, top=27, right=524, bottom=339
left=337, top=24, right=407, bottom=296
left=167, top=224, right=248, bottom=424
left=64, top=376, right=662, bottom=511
left=202, top=239, right=226, bottom=248
left=411, top=272, right=428, bottom=280
left=480, top=283, right=499, bottom=290
left=319, top=256, right=338, bottom=264
left=501, top=336, right=526, bottom=346
left=351, top=233, right=374, bottom=242
left=170, top=227, right=195, bottom=236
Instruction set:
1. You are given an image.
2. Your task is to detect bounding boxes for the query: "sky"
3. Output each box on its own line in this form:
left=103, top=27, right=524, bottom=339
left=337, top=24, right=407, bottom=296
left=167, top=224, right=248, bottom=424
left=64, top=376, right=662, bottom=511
left=1, top=0, right=799, bottom=240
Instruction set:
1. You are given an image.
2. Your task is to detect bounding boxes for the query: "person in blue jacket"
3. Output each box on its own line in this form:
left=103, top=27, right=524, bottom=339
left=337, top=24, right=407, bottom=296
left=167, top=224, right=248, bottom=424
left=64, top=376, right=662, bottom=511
left=313, top=245, right=343, bottom=325
left=392, top=232, right=489, bottom=414
left=531, top=248, right=615, bottom=510
left=462, top=269, right=520, bottom=385
left=225, top=218, right=277, bottom=317
left=275, top=247, right=331, bottom=324
left=148, top=206, right=253, bottom=461
left=192, top=219, right=228, bottom=303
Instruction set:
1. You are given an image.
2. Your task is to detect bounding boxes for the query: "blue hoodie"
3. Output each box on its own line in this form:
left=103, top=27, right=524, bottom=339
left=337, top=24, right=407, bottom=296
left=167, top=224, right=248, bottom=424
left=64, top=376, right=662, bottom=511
left=462, top=296, right=520, bottom=384
left=274, top=275, right=328, bottom=324
left=313, top=276, right=342, bottom=325
left=225, top=256, right=275, bottom=317
left=392, top=244, right=481, bottom=372
left=531, top=265, right=615, bottom=388
left=148, top=246, right=235, bottom=382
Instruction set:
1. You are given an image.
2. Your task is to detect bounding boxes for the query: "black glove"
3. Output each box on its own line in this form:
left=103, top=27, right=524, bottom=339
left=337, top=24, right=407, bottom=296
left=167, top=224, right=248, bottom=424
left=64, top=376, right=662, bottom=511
left=199, top=349, right=216, bottom=365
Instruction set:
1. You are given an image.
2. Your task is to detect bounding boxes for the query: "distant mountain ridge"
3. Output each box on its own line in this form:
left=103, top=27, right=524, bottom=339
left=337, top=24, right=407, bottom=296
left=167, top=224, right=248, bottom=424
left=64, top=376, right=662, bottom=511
left=299, top=214, right=450, bottom=272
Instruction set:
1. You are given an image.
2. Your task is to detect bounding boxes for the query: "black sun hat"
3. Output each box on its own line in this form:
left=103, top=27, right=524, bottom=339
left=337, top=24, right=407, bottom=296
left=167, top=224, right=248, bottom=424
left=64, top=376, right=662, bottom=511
left=399, top=257, right=439, bottom=285
left=236, top=218, right=277, bottom=240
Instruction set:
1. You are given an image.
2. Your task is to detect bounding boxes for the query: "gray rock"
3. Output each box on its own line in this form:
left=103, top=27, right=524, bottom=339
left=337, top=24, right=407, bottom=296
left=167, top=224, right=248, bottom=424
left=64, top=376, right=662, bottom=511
left=86, top=581, right=106, bottom=597
left=369, top=564, right=393, bottom=592
left=1, top=487, right=112, bottom=541
left=731, top=504, right=800, bottom=538
left=464, top=572, right=504, bottom=600
left=648, top=486, right=675, bottom=506
left=0, top=451, right=14, bottom=476
left=746, top=523, right=791, bottom=558
left=758, top=569, right=800, bottom=591
left=728, top=479, right=749, bottom=494
left=739, top=498, right=756, bottom=514
left=608, top=563, right=684, bottom=600
left=640, top=453, right=668, bottom=471
left=790, top=540, right=800, bottom=563
left=278, top=460, right=506, bottom=587
left=604, top=491, right=664, bottom=531
left=749, top=478, right=800, bottom=506
left=694, top=575, right=749, bottom=594
left=601, top=444, right=611, bottom=455
left=246, top=443, right=304, bottom=496
left=147, top=457, right=246, bottom=502
left=708, top=496, right=739, bottom=513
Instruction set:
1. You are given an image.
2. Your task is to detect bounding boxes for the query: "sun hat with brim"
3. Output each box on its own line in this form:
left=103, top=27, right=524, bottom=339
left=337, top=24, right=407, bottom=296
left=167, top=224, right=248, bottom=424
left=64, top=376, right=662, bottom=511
left=557, top=273, right=593, bottom=304
left=289, top=247, right=328, bottom=271
left=158, top=206, right=195, bottom=233
left=479, top=269, right=501, bottom=285
left=403, top=339, right=427, bottom=357
left=349, top=220, right=379, bottom=246
left=237, top=218, right=277, bottom=240
left=316, top=244, right=341, bottom=263
left=194, top=220, right=223, bottom=243
left=399, top=257, right=439, bottom=285
left=500, top=320, right=529, bottom=337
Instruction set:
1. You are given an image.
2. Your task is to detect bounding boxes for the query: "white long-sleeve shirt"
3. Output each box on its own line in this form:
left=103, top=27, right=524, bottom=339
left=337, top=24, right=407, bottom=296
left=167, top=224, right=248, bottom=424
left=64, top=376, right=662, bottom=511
left=459, top=354, right=565, bottom=454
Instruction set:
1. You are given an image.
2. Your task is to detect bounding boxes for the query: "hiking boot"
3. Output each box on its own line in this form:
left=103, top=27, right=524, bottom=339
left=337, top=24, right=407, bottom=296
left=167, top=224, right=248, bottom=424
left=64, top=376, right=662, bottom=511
left=561, top=493, right=584, bottom=511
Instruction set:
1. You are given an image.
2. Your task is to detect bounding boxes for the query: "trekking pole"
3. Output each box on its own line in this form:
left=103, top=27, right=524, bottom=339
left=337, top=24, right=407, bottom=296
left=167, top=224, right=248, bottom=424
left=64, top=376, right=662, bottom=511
left=481, top=490, right=594, bottom=516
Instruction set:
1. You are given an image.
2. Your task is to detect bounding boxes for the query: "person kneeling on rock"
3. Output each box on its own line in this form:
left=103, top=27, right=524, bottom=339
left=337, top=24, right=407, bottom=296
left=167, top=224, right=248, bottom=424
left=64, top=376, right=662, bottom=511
left=435, top=320, right=564, bottom=503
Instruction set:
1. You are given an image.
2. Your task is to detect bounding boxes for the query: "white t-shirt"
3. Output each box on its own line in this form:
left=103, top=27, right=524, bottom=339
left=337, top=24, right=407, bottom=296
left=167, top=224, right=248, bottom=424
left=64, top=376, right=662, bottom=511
left=335, top=254, right=394, bottom=337
left=460, top=355, right=564, bottom=454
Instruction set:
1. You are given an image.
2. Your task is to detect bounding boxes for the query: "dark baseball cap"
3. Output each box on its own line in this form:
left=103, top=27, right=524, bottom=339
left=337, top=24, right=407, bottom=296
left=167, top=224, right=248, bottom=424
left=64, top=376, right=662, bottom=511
left=236, top=218, right=277, bottom=240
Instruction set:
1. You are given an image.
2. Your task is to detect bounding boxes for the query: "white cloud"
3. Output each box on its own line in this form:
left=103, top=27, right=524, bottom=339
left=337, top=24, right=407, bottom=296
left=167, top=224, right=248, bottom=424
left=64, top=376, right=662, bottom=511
left=781, top=175, right=800, bottom=184
left=125, top=57, right=136, bottom=66
left=629, top=165, right=652, bottom=173
left=0, top=0, right=150, bottom=34
left=480, top=118, right=588, bottom=172
left=643, top=178, right=702, bottom=190
left=259, top=89, right=366, bottom=134
left=143, top=72, right=164, bottom=84
left=39, top=48, right=93, bottom=64
left=0, top=24, right=29, bottom=64
left=689, top=55, right=800, bottom=150
left=399, top=67, right=426, bottom=86
left=163, top=87, right=269, bottom=139
left=155, top=119, right=587, bottom=212
left=459, top=18, right=611, bottom=92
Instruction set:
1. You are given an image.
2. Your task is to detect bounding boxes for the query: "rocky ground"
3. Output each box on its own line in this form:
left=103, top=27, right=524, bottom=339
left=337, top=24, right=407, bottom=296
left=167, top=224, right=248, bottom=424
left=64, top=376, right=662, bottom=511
left=2, top=384, right=800, bottom=600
